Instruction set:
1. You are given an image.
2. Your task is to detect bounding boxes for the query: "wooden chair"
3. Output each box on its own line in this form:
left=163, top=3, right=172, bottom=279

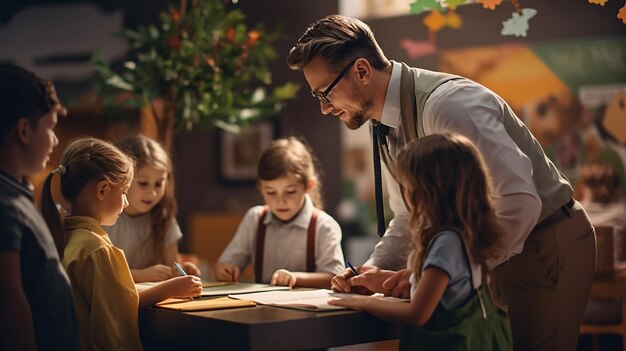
left=187, top=212, right=253, bottom=281
left=580, top=226, right=626, bottom=350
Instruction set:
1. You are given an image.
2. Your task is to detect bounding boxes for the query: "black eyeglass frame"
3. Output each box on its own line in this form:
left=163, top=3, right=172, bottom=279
left=310, top=59, right=358, bottom=104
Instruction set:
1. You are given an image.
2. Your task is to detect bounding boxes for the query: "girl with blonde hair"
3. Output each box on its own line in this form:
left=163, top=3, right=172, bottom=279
left=107, top=135, right=200, bottom=282
left=41, top=137, right=201, bottom=350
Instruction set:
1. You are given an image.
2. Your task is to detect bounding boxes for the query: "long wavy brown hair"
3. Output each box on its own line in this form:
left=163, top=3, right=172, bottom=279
left=396, top=133, right=503, bottom=278
left=117, top=135, right=176, bottom=265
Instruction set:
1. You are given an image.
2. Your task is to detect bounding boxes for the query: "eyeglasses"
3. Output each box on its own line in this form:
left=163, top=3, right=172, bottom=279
left=310, top=59, right=357, bottom=104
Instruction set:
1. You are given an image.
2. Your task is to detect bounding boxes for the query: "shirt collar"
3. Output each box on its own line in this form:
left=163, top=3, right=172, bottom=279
left=380, top=60, right=402, bottom=129
left=0, top=169, right=35, bottom=199
left=264, top=194, right=314, bottom=229
left=64, top=216, right=109, bottom=237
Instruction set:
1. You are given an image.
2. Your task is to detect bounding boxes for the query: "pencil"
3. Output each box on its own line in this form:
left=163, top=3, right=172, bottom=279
left=174, top=262, right=194, bottom=301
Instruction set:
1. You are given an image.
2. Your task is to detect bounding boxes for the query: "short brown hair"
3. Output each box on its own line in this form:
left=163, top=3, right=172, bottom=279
left=287, top=14, right=389, bottom=73
left=580, top=159, right=622, bottom=203
left=0, top=64, right=66, bottom=146
left=257, top=136, right=325, bottom=209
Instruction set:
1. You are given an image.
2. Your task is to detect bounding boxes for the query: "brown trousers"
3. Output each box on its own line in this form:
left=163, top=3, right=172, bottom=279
left=494, top=200, right=596, bottom=351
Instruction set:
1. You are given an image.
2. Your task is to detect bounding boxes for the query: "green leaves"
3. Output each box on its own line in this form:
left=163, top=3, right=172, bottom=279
left=92, top=0, right=297, bottom=132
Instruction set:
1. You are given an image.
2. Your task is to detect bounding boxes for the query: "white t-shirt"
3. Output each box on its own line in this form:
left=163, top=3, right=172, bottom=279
left=105, top=213, right=183, bottom=269
left=218, top=195, right=345, bottom=283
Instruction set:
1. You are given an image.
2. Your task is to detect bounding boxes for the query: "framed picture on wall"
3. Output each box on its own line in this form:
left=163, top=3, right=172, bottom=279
left=217, top=121, right=276, bottom=183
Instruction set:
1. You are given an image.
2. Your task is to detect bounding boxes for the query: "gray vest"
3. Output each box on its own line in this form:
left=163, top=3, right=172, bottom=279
left=390, top=62, right=573, bottom=223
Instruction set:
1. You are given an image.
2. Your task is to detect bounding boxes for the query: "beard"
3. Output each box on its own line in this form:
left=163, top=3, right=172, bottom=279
left=343, top=97, right=373, bottom=130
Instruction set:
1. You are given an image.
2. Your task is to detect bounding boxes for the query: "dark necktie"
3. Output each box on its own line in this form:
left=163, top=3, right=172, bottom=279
left=372, top=122, right=390, bottom=237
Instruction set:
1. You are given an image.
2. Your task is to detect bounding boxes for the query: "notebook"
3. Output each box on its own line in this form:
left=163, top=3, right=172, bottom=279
left=229, top=289, right=409, bottom=311
left=155, top=297, right=256, bottom=311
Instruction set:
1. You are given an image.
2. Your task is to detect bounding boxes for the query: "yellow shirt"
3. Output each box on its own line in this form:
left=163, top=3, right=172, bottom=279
left=63, top=216, right=143, bottom=351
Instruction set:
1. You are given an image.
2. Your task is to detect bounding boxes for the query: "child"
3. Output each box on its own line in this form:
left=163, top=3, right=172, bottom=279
left=106, top=135, right=200, bottom=283
left=215, top=136, right=344, bottom=288
left=0, top=63, right=79, bottom=351
left=41, top=137, right=202, bottom=350
left=329, top=133, right=512, bottom=350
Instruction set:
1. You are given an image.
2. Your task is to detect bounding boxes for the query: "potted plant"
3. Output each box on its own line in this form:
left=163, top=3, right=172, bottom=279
left=92, top=0, right=298, bottom=150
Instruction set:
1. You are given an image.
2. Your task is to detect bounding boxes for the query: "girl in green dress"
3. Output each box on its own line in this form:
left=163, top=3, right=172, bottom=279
left=329, top=133, right=512, bottom=350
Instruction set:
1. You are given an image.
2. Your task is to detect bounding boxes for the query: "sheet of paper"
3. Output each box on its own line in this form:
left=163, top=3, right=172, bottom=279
left=229, top=289, right=409, bottom=311
left=201, top=282, right=291, bottom=297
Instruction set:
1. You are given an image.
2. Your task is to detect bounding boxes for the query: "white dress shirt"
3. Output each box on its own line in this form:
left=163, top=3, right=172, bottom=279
left=219, top=194, right=345, bottom=283
left=366, top=61, right=542, bottom=270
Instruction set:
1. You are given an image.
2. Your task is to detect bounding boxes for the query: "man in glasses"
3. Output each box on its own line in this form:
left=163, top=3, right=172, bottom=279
left=287, top=14, right=594, bottom=351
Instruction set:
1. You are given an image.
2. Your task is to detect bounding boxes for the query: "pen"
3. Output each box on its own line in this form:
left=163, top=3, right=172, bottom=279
left=174, top=262, right=194, bottom=301
left=346, top=261, right=360, bottom=277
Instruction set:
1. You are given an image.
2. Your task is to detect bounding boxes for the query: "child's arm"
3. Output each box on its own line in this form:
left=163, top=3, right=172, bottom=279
left=131, top=264, right=172, bottom=282
left=215, top=261, right=241, bottom=282
left=138, top=275, right=203, bottom=309
left=0, top=252, right=37, bottom=351
left=270, top=269, right=334, bottom=288
left=329, top=266, right=449, bottom=326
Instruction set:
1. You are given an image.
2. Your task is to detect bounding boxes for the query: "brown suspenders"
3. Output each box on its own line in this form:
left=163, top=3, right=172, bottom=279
left=254, top=205, right=319, bottom=283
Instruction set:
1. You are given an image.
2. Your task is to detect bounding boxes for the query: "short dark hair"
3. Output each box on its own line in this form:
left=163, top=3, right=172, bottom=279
left=0, top=63, right=65, bottom=146
left=580, top=159, right=622, bottom=203
left=287, top=14, right=389, bottom=73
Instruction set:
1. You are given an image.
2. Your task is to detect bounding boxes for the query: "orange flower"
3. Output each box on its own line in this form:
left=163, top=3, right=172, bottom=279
left=247, top=30, right=261, bottom=45
left=226, top=27, right=235, bottom=41
left=170, top=8, right=181, bottom=23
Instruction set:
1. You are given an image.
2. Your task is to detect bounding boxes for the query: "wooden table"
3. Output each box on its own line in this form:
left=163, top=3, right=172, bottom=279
left=140, top=303, right=401, bottom=351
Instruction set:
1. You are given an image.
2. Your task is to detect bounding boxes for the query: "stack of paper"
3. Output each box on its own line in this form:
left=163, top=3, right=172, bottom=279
left=229, top=289, right=409, bottom=311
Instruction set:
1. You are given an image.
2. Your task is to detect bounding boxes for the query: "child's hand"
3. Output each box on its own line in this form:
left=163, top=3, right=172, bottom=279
left=181, top=261, right=201, bottom=277
left=214, top=262, right=240, bottom=282
left=166, top=275, right=203, bottom=298
left=328, top=296, right=370, bottom=311
left=139, top=264, right=172, bottom=282
left=270, top=269, right=297, bottom=287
